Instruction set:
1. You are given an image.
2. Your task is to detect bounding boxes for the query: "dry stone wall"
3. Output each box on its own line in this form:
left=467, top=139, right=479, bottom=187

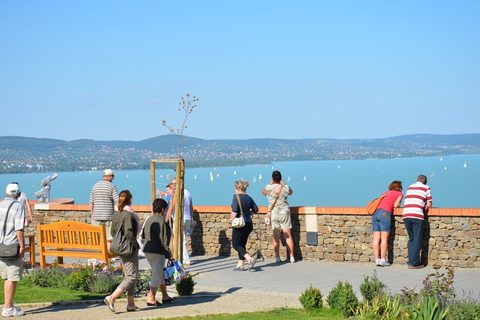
left=29, top=205, right=480, bottom=268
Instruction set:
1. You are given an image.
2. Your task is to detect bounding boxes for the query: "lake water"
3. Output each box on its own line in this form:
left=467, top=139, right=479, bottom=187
left=1, top=154, right=479, bottom=208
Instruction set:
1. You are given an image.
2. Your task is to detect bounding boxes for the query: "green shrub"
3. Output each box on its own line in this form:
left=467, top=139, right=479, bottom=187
left=176, top=274, right=196, bottom=296
left=327, top=280, right=358, bottom=317
left=360, top=270, right=386, bottom=302
left=299, top=284, right=323, bottom=310
left=448, top=299, right=480, bottom=320
left=135, top=270, right=152, bottom=293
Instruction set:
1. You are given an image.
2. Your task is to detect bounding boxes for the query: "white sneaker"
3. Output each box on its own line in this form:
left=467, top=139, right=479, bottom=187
left=378, top=259, right=391, bottom=267
left=375, top=259, right=381, bottom=266
left=2, top=306, right=24, bottom=317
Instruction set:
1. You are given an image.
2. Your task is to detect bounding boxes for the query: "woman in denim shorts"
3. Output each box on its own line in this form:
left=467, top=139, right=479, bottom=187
left=372, top=180, right=403, bottom=267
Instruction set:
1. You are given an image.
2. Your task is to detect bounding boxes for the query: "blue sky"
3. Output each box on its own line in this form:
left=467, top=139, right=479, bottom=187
left=1, top=1, right=479, bottom=141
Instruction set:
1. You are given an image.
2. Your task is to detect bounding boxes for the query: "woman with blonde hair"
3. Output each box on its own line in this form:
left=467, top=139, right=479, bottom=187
left=231, top=180, right=258, bottom=271
left=104, top=190, right=140, bottom=313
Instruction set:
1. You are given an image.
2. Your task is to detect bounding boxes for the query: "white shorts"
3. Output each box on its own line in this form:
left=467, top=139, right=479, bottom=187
left=0, top=258, right=24, bottom=282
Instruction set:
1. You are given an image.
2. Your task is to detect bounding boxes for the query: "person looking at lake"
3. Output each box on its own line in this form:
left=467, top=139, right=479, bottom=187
left=90, top=169, right=119, bottom=250
left=403, top=175, right=432, bottom=269
left=142, top=198, right=174, bottom=306
left=231, top=180, right=258, bottom=271
left=372, top=180, right=403, bottom=267
left=157, top=182, right=175, bottom=225
left=262, top=171, right=295, bottom=263
left=104, top=190, right=140, bottom=313
left=11, top=182, right=33, bottom=226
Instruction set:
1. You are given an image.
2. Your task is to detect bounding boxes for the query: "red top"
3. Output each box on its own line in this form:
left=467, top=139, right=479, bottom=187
left=377, top=190, right=403, bottom=213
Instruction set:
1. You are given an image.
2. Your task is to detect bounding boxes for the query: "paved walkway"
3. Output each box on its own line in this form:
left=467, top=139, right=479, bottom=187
left=16, top=255, right=480, bottom=319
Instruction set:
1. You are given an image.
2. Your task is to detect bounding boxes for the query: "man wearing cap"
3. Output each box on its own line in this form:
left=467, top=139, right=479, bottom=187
left=90, top=169, right=119, bottom=250
left=0, top=184, right=25, bottom=317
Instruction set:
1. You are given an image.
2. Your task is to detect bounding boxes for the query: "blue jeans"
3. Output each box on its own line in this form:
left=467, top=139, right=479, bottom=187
left=404, top=218, right=423, bottom=266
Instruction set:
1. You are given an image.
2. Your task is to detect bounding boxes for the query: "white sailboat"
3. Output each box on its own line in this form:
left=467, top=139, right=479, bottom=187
left=259, top=174, right=262, bottom=180
left=194, top=174, right=197, bottom=180
left=234, top=170, right=237, bottom=175
left=253, top=177, right=256, bottom=183
left=303, top=175, right=307, bottom=181
left=287, top=175, right=291, bottom=182
left=463, top=162, right=467, bottom=168
left=444, top=166, right=447, bottom=170
left=440, top=157, right=443, bottom=161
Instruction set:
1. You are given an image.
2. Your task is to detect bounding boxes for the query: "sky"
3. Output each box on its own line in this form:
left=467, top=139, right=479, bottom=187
left=1, top=1, right=479, bottom=142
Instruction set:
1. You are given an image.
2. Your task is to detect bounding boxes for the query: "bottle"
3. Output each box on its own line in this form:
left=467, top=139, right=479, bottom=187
left=187, top=220, right=196, bottom=236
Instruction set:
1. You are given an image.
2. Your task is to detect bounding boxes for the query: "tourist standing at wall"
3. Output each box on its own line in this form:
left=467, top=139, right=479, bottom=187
left=11, top=182, right=32, bottom=226
left=231, top=180, right=258, bottom=271
left=142, top=198, right=174, bottom=306
left=403, top=175, right=432, bottom=269
left=262, top=170, right=295, bottom=263
left=0, top=184, right=25, bottom=317
left=90, top=169, right=119, bottom=250
left=104, top=190, right=140, bottom=313
left=372, top=180, right=403, bottom=267
left=166, top=178, right=194, bottom=265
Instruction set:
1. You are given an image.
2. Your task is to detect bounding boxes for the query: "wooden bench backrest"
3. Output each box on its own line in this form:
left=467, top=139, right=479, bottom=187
left=38, top=221, right=108, bottom=250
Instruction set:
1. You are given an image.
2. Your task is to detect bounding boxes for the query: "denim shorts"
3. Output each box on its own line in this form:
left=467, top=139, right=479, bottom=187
left=372, top=209, right=392, bottom=232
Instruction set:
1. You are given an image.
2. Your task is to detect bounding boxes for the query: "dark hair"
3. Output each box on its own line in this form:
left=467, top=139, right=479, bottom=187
left=153, top=198, right=168, bottom=213
left=118, top=190, right=132, bottom=211
left=417, top=175, right=427, bottom=184
left=272, top=171, right=282, bottom=183
left=388, top=180, right=403, bottom=191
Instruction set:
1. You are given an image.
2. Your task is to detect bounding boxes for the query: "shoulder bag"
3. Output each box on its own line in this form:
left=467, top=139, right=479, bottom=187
left=366, top=191, right=389, bottom=215
left=110, top=211, right=134, bottom=257
left=0, top=202, right=21, bottom=259
left=231, top=194, right=246, bottom=228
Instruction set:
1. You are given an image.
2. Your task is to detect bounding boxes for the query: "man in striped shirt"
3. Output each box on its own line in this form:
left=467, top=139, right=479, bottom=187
left=402, top=175, right=432, bottom=269
left=90, top=169, right=119, bottom=249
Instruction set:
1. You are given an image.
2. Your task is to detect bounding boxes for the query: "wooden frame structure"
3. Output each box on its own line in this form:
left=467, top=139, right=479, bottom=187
left=150, top=159, right=185, bottom=262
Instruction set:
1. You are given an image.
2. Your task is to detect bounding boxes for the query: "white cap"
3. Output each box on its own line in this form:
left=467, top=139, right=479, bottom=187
left=5, top=184, right=20, bottom=197
left=103, top=169, right=114, bottom=176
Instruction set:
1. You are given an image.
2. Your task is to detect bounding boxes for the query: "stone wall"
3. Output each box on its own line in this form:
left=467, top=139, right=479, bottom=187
left=29, top=204, right=480, bottom=268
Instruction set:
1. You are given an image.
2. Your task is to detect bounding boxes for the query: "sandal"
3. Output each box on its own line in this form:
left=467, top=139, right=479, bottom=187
left=147, top=300, right=161, bottom=307
left=162, top=297, right=174, bottom=303
left=126, top=305, right=140, bottom=312
left=248, top=258, right=256, bottom=271
left=232, top=266, right=245, bottom=271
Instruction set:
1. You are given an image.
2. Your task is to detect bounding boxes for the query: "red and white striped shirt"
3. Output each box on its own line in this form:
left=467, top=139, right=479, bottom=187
left=402, top=182, right=432, bottom=220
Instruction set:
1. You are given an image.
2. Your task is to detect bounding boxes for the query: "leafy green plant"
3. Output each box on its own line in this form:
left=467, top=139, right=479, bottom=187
left=327, top=280, right=358, bottom=317
left=176, top=274, right=196, bottom=296
left=67, top=267, right=93, bottom=291
left=421, top=266, right=456, bottom=304
left=448, top=298, right=480, bottom=320
left=414, top=294, right=449, bottom=320
left=135, top=269, right=152, bottom=293
left=299, top=284, right=323, bottom=310
left=360, top=270, right=386, bottom=302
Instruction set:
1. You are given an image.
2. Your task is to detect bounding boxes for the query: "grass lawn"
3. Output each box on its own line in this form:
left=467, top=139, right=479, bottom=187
left=0, top=279, right=105, bottom=304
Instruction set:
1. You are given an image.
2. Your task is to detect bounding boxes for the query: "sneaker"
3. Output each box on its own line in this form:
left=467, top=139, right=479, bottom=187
left=378, top=260, right=390, bottom=267
left=375, top=259, right=381, bottom=266
left=2, top=306, right=24, bottom=317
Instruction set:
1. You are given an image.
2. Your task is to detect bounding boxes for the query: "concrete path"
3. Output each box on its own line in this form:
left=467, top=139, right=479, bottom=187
left=16, top=255, right=480, bottom=319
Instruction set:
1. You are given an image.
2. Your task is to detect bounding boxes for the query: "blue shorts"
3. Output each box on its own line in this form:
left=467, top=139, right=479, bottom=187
left=372, top=209, right=392, bottom=232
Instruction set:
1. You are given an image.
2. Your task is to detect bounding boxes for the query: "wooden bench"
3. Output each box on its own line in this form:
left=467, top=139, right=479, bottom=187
left=37, top=221, right=116, bottom=268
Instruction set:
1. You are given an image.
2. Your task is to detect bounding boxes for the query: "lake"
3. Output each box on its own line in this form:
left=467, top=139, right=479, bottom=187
left=1, top=154, right=478, bottom=208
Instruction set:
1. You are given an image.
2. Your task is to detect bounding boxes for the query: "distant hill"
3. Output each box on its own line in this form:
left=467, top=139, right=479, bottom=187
left=1, top=134, right=479, bottom=174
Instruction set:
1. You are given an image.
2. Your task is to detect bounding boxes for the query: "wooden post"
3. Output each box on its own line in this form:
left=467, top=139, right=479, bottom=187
left=173, top=159, right=185, bottom=262
left=150, top=160, right=156, bottom=206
